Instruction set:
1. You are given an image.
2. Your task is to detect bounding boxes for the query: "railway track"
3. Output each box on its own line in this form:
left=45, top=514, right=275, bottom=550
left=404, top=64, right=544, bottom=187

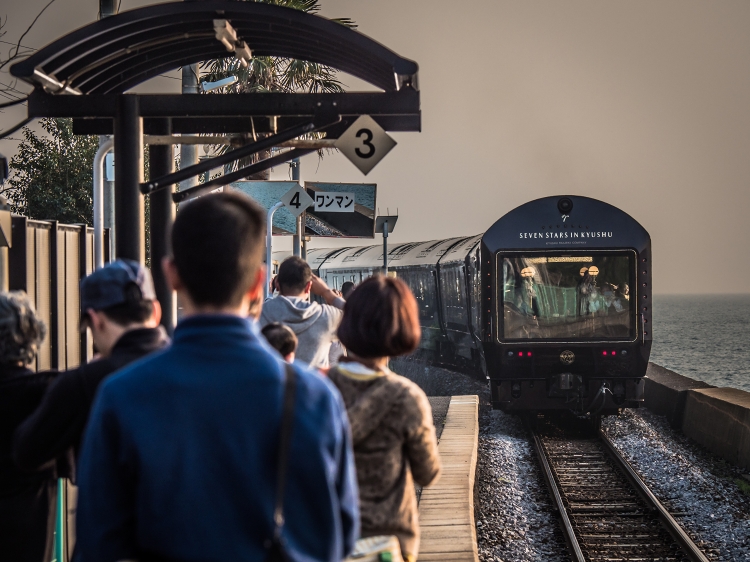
left=531, top=425, right=711, bottom=562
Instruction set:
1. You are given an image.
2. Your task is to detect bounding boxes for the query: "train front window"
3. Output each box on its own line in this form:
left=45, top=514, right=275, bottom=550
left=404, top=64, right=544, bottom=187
left=498, top=253, right=635, bottom=341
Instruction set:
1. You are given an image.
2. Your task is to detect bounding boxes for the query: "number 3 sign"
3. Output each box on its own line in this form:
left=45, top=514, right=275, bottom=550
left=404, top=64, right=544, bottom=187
left=334, top=115, right=397, bottom=175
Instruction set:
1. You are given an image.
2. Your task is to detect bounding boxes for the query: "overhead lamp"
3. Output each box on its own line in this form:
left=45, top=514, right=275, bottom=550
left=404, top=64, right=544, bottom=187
left=200, top=76, right=239, bottom=92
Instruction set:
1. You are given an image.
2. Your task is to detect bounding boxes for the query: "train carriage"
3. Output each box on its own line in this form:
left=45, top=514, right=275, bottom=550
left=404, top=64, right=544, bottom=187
left=481, top=196, right=651, bottom=415
left=274, top=195, right=651, bottom=416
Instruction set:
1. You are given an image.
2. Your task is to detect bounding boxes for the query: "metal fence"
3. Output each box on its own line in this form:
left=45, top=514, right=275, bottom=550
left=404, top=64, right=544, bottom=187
left=8, top=216, right=109, bottom=372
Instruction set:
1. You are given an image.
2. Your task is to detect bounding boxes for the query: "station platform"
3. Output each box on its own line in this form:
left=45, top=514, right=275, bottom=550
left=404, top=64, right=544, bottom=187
left=419, top=395, right=480, bottom=562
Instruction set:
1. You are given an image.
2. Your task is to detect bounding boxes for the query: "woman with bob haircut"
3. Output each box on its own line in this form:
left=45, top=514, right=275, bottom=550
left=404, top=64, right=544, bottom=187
left=0, top=291, right=57, bottom=562
left=328, top=276, right=441, bottom=562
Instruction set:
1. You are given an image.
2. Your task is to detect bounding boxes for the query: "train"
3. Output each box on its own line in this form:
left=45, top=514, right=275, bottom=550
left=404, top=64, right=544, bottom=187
left=276, top=195, right=652, bottom=416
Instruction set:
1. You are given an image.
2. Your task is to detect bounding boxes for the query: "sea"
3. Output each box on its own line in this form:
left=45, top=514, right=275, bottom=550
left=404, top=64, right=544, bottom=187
left=651, top=295, right=750, bottom=392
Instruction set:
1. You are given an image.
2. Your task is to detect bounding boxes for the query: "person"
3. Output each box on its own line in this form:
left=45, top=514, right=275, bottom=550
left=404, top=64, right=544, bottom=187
left=328, top=276, right=441, bottom=562
left=13, top=260, right=168, bottom=478
left=261, top=257, right=346, bottom=368
left=341, top=281, right=355, bottom=300
left=261, top=322, right=298, bottom=363
left=0, top=291, right=57, bottom=562
left=75, top=192, right=359, bottom=562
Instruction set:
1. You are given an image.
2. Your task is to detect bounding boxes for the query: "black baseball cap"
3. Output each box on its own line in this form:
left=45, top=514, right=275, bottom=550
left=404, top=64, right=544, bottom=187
left=80, top=259, right=156, bottom=313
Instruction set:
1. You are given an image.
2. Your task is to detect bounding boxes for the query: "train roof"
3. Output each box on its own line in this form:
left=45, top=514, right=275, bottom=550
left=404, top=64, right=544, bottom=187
left=438, top=234, right=482, bottom=264
left=271, top=234, right=481, bottom=273
left=482, top=195, right=650, bottom=253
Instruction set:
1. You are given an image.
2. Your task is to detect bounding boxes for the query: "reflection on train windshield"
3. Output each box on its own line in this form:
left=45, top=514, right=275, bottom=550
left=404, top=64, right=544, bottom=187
left=500, top=253, right=634, bottom=340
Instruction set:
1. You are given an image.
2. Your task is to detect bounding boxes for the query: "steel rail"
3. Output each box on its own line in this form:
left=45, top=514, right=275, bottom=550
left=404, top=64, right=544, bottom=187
left=530, top=431, right=586, bottom=562
left=598, top=431, right=710, bottom=562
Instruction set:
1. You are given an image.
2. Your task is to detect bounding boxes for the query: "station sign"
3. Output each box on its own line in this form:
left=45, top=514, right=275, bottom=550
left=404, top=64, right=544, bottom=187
left=230, top=181, right=301, bottom=235
left=305, top=182, right=376, bottom=238
left=335, top=115, right=396, bottom=175
left=313, top=192, right=355, bottom=213
left=280, top=183, right=314, bottom=217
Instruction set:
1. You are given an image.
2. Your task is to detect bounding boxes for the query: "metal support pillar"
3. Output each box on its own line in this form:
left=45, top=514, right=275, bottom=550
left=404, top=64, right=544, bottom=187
left=148, top=118, right=176, bottom=332
left=99, top=0, right=117, bottom=260
left=114, top=95, right=144, bottom=263
left=180, top=64, right=200, bottom=192
left=382, top=220, right=388, bottom=275
left=102, top=139, right=116, bottom=260
left=266, top=202, right=284, bottom=299
left=291, top=158, right=302, bottom=257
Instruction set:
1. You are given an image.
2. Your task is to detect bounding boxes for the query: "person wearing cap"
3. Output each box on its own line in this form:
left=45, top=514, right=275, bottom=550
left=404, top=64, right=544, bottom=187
left=13, top=259, right=168, bottom=478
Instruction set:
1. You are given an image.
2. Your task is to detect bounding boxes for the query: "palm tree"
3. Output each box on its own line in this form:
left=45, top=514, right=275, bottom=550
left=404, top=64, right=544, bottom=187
left=199, top=0, right=355, bottom=178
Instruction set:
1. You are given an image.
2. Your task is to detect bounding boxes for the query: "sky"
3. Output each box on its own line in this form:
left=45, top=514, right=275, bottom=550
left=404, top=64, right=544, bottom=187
left=1, top=0, right=749, bottom=294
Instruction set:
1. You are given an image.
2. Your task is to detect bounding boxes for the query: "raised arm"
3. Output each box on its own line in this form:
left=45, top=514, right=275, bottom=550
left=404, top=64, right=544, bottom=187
left=310, top=275, right=346, bottom=310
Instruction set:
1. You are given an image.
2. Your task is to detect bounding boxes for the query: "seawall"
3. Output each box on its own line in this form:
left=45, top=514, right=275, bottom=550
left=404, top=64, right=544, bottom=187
left=645, top=363, right=750, bottom=470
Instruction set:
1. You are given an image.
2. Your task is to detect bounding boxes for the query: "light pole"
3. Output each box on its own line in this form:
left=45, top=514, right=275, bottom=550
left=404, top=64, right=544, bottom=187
left=375, top=215, right=398, bottom=275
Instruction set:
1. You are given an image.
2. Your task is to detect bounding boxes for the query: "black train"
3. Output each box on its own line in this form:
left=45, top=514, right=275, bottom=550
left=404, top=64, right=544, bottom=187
left=306, top=195, right=652, bottom=415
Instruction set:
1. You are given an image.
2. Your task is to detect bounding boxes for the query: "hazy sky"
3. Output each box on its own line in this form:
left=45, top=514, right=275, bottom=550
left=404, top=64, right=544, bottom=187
left=1, top=1, right=749, bottom=294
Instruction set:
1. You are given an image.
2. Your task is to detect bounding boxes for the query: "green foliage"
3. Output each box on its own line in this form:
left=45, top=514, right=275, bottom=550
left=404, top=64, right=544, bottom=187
left=3, top=118, right=99, bottom=224
left=735, top=478, right=750, bottom=496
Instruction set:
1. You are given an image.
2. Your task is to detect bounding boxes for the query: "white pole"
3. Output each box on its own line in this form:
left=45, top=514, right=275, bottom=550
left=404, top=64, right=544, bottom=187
left=94, top=138, right=114, bottom=270
left=265, top=201, right=284, bottom=299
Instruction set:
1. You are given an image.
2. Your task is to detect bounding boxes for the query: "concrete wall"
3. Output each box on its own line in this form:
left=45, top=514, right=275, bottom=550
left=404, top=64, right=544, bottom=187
left=645, top=363, right=750, bottom=470
left=681, top=388, right=750, bottom=470
left=644, top=363, right=714, bottom=428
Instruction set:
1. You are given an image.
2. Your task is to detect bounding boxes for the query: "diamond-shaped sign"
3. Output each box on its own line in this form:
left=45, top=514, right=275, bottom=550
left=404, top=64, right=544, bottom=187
left=334, top=115, right=397, bottom=175
left=279, top=183, right=314, bottom=217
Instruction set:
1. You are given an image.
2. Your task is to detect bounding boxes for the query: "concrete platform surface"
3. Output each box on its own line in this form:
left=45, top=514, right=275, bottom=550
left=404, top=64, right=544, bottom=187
left=682, top=387, right=750, bottom=470
left=418, top=395, right=479, bottom=562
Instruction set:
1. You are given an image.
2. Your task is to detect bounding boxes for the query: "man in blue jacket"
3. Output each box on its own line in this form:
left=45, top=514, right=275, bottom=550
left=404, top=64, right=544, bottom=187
left=75, top=192, right=359, bottom=562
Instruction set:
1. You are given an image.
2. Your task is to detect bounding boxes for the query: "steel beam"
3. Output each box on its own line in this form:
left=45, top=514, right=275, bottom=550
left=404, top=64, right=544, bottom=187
left=73, top=114, right=419, bottom=136
left=141, top=117, right=333, bottom=195
left=174, top=148, right=314, bottom=203
left=148, top=118, right=175, bottom=333
left=114, top=95, right=144, bottom=262
left=30, top=90, right=420, bottom=119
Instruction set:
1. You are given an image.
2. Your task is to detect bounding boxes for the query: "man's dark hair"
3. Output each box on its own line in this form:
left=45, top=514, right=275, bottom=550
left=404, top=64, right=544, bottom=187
left=98, top=283, right=154, bottom=326
left=338, top=276, right=421, bottom=359
left=341, top=281, right=355, bottom=299
left=261, top=322, right=298, bottom=357
left=170, top=192, right=265, bottom=307
left=276, top=257, right=312, bottom=294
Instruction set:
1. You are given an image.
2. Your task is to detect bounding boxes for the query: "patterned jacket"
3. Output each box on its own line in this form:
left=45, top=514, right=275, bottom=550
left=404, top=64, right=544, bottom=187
left=328, top=363, right=441, bottom=559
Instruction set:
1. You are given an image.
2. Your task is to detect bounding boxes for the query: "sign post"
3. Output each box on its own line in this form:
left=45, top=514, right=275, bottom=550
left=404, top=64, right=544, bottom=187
left=266, top=184, right=314, bottom=298
left=335, top=115, right=397, bottom=175
left=375, top=215, right=398, bottom=275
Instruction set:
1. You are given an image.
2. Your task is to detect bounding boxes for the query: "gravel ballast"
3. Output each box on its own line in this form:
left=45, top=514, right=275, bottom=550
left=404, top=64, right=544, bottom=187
left=603, top=409, right=750, bottom=561
left=396, top=358, right=750, bottom=561
left=475, top=410, right=568, bottom=562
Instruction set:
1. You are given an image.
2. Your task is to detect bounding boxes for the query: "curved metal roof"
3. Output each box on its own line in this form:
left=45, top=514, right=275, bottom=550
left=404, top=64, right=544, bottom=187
left=317, top=237, right=474, bottom=271
left=11, top=1, right=418, bottom=95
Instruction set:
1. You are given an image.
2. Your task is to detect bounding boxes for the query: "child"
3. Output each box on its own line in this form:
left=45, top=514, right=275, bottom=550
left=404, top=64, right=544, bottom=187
left=261, top=322, right=298, bottom=363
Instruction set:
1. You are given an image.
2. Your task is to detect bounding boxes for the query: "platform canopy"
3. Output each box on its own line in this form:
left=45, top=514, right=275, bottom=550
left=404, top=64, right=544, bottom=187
left=11, top=0, right=418, bottom=95
left=9, top=0, right=421, bottom=332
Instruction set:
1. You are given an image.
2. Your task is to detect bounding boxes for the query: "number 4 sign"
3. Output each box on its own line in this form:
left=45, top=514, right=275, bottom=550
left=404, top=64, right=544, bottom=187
left=280, top=183, right=314, bottom=217
left=334, top=115, right=397, bottom=175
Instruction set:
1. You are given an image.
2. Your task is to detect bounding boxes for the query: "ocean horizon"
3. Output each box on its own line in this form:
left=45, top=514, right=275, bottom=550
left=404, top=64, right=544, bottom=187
left=651, top=294, right=750, bottom=392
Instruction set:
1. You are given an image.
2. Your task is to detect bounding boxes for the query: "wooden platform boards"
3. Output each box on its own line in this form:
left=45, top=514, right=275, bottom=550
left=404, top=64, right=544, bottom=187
left=419, top=395, right=479, bottom=562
